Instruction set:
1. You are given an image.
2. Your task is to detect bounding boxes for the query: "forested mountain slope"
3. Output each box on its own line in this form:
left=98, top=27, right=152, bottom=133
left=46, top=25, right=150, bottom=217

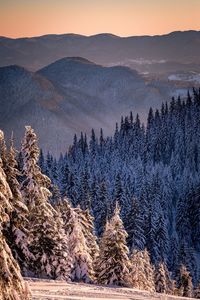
left=39, top=89, right=200, bottom=284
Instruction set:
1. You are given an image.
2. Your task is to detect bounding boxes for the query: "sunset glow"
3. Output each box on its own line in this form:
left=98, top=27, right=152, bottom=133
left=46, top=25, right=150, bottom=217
left=0, top=0, right=199, bottom=38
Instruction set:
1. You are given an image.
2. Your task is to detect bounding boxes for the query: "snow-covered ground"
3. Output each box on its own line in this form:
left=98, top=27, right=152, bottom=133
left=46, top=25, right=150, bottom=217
left=27, top=278, right=194, bottom=300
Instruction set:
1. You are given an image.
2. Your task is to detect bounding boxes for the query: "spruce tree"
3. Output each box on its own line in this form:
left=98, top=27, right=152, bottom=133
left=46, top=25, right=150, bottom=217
left=76, top=207, right=99, bottom=261
left=96, top=203, right=130, bottom=286
left=143, top=249, right=156, bottom=292
left=68, top=210, right=95, bottom=282
left=129, top=249, right=155, bottom=291
left=56, top=199, right=96, bottom=282
left=176, top=265, right=193, bottom=297
left=129, top=250, right=146, bottom=290
left=21, top=126, right=72, bottom=279
left=0, top=130, right=30, bottom=300
left=124, top=197, right=145, bottom=251
left=0, top=135, right=33, bottom=274
left=155, top=261, right=173, bottom=294
left=91, top=179, right=108, bottom=237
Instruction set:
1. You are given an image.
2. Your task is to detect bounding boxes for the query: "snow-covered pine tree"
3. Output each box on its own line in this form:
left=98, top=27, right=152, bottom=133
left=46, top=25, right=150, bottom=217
left=124, top=197, right=145, bottom=251
left=76, top=207, right=99, bottom=261
left=129, top=249, right=155, bottom=291
left=57, top=197, right=99, bottom=261
left=21, top=126, right=72, bottom=280
left=143, top=249, right=156, bottom=292
left=91, top=179, right=108, bottom=237
left=129, top=250, right=148, bottom=290
left=56, top=199, right=95, bottom=282
left=114, top=173, right=127, bottom=218
left=155, top=261, right=173, bottom=294
left=0, top=130, right=30, bottom=300
left=95, top=203, right=130, bottom=286
left=0, top=135, right=34, bottom=274
left=68, top=209, right=95, bottom=282
left=176, top=265, right=193, bottom=297
left=79, top=169, right=91, bottom=210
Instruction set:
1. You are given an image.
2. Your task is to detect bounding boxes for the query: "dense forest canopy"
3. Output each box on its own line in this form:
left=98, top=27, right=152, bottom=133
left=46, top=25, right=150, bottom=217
left=38, top=88, right=200, bottom=284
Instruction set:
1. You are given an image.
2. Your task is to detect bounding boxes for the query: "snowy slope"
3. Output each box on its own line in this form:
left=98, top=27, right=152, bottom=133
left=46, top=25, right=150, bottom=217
left=27, top=279, right=194, bottom=300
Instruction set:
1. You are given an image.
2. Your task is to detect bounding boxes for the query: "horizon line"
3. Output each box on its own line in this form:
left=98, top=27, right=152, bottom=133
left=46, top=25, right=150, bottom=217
left=0, top=29, right=200, bottom=40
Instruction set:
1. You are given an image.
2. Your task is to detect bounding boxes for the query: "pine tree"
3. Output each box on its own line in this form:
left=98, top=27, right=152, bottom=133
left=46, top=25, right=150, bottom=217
left=0, top=135, right=34, bottom=274
left=114, top=173, right=127, bottom=218
left=96, top=203, right=130, bottom=286
left=76, top=207, right=99, bottom=261
left=79, top=169, right=91, bottom=210
left=21, top=126, right=72, bottom=279
left=0, top=130, right=30, bottom=300
left=155, top=211, right=169, bottom=263
left=143, top=249, right=156, bottom=292
left=56, top=199, right=95, bottom=282
left=124, top=197, right=145, bottom=251
left=129, top=249, right=155, bottom=291
left=155, top=261, right=173, bottom=294
left=68, top=210, right=95, bottom=282
left=92, top=179, right=108, bottom=237
left=59, top=159, right=70, bottom=197
left=176, top=265, right=193, bottom=297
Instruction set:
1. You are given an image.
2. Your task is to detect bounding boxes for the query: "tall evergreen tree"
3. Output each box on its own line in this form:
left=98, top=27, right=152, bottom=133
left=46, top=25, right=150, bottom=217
left=124, top=197, right=145, bottom=251
left=155, top=261, right=173, bottom=294
left=68, top=209, right=95, bottom=283
left=92, top=179, right=109, bottom=237
left=21, top=126, right=72, bottom=279
left=0, top=130, right=30, bottom=300
left=129, top=249, right=155, bottom=291
left=176, top=265, right=193, bottom=297
left=96, top=203, right=130, bottom=286
left=0, top=136, right=34, bottom=274
left=56, top=199, right=96, bottom=282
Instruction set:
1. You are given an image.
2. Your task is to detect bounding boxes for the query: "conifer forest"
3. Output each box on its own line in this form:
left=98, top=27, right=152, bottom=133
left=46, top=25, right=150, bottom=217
left=1, top=89, right=200, bottom=299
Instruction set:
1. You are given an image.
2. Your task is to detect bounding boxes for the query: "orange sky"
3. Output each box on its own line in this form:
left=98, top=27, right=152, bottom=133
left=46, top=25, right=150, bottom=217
left=0, top=0, right=199, bottom=38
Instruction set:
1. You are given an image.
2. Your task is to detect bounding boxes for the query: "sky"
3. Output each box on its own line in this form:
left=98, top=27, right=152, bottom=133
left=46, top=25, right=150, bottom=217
left=0, top=0, right=199, bottom=38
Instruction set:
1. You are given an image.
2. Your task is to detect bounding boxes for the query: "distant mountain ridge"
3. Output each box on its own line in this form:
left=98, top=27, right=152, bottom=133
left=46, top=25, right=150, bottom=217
left=0, top=31, right=200, bottom=71
left=0, top=57, right=188, bottom=155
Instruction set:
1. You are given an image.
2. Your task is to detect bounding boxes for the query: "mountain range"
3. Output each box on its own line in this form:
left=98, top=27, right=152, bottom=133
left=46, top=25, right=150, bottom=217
left=0, top=31, right=200, bottom=72
left=0, top=30, right=200, bottom=155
